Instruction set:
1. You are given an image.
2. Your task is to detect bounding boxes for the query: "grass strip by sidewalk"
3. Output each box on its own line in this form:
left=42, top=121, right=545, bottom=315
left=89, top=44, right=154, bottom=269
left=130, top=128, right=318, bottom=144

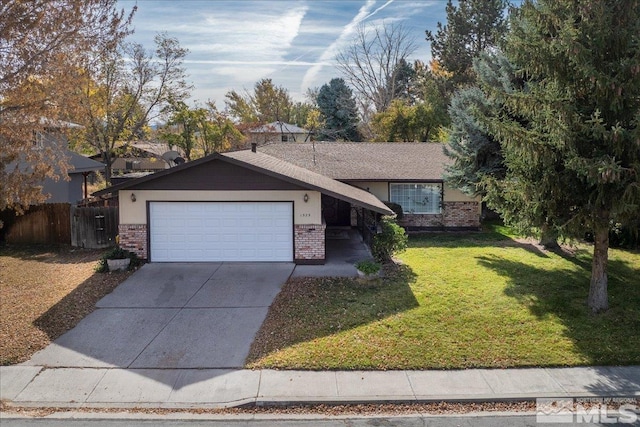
left=247, top=231, right=640, bottom=370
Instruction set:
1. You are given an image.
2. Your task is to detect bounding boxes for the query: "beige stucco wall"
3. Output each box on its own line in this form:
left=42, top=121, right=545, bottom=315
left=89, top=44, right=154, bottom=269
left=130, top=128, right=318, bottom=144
left=443, top=185, right=481, bottom=214
left=349, top=181, right=478, bottom=204
left=119, top=190, right=321, bottom=225
left=349, top=182, right=389, bottom=201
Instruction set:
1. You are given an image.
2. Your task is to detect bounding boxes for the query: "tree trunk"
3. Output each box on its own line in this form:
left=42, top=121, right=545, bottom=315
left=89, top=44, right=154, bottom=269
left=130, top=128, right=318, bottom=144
left=539, top=222, right=560, bottom=250
left=102, top=151, right=113, bottom=185
left=588, top=213, right=610, bottom=313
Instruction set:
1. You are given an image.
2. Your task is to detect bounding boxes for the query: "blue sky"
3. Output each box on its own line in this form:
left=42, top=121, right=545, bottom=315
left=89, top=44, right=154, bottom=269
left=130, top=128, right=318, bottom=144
left=117, top=1, right=448, bottom=107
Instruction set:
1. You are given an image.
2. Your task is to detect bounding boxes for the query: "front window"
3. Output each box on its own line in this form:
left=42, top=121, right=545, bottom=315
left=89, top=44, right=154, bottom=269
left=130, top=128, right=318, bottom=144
left=390, top=183, right=442, bottom=214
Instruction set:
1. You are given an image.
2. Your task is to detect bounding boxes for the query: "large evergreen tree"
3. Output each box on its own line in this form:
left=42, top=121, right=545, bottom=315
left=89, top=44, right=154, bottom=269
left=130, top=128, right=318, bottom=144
left=485, top=0, right=640, bottom=313
left=316, top=78, right=361, bottom=141
left=444, top=84, right=503, bottom=195
left=445, top=52, right=568, bottom=248
left=426, top=0, right=508, bottom=89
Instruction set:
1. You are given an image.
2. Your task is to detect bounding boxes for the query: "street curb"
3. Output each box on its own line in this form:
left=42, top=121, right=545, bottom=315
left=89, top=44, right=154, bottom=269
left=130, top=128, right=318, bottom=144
left=3, top=392, right=638, bottom=410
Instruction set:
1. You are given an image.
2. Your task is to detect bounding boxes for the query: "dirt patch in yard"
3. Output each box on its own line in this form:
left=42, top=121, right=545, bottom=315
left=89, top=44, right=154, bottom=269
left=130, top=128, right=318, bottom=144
left=0, top=245, right=133, bottom=365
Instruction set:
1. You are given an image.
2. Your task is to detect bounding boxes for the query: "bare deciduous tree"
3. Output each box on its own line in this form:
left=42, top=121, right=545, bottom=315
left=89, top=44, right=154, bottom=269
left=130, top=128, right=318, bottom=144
left=336, top=23, right=417, bottom=113
left=76, top=33, right=191, bottom=183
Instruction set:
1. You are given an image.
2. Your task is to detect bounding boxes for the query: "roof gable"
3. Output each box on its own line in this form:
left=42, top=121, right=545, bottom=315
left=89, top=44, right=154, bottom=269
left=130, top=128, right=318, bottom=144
left=66, top=151, right=104, bottom=174
left=126, top=156, right=304, bottom=191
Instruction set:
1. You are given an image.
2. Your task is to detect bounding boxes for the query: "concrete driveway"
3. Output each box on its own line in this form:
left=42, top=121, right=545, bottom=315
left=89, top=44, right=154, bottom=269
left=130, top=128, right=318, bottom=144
left=24, top=263, right=294, bottom=369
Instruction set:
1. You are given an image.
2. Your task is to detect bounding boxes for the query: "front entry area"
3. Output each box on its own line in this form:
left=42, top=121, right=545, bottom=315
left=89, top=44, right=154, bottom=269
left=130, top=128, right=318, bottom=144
left=149, top=201, right=293, bottom=262
left=321, top=194, right=351, bottom=226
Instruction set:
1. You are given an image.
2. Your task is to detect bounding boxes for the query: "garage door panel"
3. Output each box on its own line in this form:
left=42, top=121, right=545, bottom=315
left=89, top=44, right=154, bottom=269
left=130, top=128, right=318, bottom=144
left=150, top=202, right=293, bottom=262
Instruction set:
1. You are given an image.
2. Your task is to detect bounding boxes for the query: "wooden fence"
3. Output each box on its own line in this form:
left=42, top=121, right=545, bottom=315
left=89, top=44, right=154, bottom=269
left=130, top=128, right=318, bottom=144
left=2, top=204, right=118, bottom=248
left=3, top=203, right=71, bottom=245
left=71, top=206, right=118, bottom=249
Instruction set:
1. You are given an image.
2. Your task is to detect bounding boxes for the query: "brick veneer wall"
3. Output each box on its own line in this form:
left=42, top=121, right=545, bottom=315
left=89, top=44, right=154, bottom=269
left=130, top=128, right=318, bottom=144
left=443, top=201, right=480, bottom=228
left=398, top=201, right=480, bottom=229
left=294, top=223, right=326, bottom=263
left=118, top=224, right=148, bottom=259
left=399, top=213, right=444, bottom=228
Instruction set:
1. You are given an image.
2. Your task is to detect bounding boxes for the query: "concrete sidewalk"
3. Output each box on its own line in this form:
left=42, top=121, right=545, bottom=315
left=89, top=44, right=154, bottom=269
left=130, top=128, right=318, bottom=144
left=1, top=366, right=638, bottom=409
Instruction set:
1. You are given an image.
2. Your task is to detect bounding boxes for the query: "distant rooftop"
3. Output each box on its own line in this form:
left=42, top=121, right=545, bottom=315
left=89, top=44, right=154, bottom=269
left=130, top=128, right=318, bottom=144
left=249, top=121, right=308, bottom=134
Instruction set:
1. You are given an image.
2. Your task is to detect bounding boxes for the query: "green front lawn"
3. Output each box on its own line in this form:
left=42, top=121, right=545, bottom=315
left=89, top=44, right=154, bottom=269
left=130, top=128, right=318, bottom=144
left=246, top=228, right=640, bottom=369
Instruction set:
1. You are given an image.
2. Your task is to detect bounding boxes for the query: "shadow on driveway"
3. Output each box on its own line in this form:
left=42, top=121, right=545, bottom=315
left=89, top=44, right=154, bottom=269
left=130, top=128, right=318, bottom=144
left=27, top=262, right=294, bottom=387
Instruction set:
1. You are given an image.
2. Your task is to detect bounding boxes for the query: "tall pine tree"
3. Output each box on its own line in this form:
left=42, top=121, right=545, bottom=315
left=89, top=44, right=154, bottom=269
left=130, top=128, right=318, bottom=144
left=446, top=51, right=566, bottom=248
left=485, top=0, right=640, bottom=313
left=426, top=0, right=508, bottom=89
left=316, top=78, right=361, bottom=141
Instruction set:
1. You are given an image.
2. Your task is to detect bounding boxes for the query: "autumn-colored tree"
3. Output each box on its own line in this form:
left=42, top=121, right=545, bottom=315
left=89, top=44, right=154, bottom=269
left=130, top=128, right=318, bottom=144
left=200, top=101, right=244, bottom=154
left=371, top=99, right=447, bottom=142
left=224, top=79, right=294, bottom=125
left=160, top=101, right=244, bottom=159
left=0, top=0, right=134, bottom=212
left=74, top=33, right=190, bottom=182
left=160, top=101, right=199, bottom=161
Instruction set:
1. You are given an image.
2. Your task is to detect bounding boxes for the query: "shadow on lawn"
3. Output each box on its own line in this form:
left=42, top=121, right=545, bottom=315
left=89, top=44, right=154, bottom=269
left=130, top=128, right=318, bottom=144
left=476, top=253, right=640, bottom=367
left=246, top=264, right=420, bottom=365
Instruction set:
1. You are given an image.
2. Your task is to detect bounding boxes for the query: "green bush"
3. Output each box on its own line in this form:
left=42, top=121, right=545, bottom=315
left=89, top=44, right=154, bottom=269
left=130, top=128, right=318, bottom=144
left=95, top=247, right=142, bottom=273
left=371, top=216, right=408, bottom=263
left=355, top=260, right=381, bottom=275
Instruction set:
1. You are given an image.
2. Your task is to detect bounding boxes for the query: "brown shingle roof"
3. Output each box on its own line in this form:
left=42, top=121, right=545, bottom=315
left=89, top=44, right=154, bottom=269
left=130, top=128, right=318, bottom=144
left=224, top=150, right=393, bottom=215
left=255, top=142, right=450, bottom=181
left=94, top=151, right=393, bottom=215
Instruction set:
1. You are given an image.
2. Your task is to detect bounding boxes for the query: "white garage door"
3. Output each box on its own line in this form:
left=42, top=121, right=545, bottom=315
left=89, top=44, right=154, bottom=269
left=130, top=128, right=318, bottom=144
left=149, top=202, right=293, bottom=262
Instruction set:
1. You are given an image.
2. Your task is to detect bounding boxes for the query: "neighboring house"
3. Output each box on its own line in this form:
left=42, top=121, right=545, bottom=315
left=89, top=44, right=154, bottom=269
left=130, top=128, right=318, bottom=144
left=91, top=141, right=179, bottom=176
left=257, top=142, right=481, bottom=231
left=5, top=124, right=104, bottom=204
left=42, top=150, right=105, bottom=203
left=248, top=121, right=309, bottom=144
left=94, top=148, right=393, bottom=264
left=110, top=156, right=166, bottom=175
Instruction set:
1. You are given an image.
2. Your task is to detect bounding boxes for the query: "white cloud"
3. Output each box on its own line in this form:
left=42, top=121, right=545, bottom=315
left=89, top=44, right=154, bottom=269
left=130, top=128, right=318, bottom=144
left=117, top=0, right=448, bottom=105
left=197, top=6, right=308, bottom=61
left=300, top=0, right=396, bottom=91
left=185, top=60, right=326, bottom=66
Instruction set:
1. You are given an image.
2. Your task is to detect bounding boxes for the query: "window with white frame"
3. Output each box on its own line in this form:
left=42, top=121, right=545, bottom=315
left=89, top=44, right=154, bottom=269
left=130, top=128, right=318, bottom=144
left=389, top=183, right=442, bottom=214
